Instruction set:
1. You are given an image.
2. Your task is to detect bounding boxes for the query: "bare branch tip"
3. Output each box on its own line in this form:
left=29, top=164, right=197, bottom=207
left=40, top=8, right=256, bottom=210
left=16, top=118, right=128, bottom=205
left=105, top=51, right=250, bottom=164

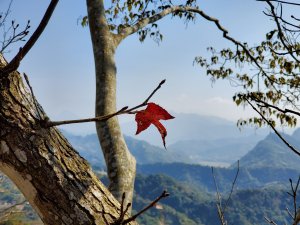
left=160, top=79, right=166, bottom=85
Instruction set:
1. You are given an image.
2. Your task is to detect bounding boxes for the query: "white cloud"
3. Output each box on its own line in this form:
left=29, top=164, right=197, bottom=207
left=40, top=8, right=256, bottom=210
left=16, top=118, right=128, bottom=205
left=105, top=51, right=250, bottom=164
left=168, top=94, right=256, bottom=122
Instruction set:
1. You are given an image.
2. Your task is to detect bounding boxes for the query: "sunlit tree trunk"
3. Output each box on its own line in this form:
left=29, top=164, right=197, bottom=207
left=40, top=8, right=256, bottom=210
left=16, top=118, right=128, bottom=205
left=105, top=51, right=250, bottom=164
left=87, top=0, right=136, bottom=210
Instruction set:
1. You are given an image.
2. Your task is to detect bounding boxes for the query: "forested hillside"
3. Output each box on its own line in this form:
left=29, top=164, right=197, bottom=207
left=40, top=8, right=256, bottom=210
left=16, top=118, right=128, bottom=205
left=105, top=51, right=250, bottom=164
left=0, top=172, right=295, bottom=225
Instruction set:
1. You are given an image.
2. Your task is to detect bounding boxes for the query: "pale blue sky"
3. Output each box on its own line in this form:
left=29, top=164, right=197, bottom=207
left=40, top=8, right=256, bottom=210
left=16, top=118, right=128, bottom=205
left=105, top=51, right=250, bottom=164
left=1, top=0, right=280, bottom=134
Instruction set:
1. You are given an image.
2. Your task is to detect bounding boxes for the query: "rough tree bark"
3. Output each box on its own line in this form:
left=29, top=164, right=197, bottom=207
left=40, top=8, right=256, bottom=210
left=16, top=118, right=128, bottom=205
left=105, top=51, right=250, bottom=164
left=0, top=54, right=138, bottom=225
left=87, top=0, right=136, bottom=208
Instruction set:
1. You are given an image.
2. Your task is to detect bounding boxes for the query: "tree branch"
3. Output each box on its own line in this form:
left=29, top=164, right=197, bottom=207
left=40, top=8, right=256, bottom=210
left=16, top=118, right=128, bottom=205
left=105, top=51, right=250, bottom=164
left=0, top=0, right=59, bottom=75
left=223, top=160, right=239, bottom=214
left=119, top=6, right=182, bottom=38
left=212, top=161, right=239, bottom=225
left=43, top=79, right=166, bottom=127
left=257, top=0, right=300, bottom=6
left=122, top=190, right=169, bottom=225
left=0, top=200, right=27, bottom=215
left=23, top=73, right=42, bottom=119
left=251, top=95, right=300, bottom=117
left=125, top=79, right=166, bottom=112
left=265, top=0, right=300, bottom=64
left=43, top=106, right=129, bottom=127
left=118, top=3, right=279, bottom=95
left=246, top=99, right=300, bottom=156
left=265, top=216, right=279, bottom=225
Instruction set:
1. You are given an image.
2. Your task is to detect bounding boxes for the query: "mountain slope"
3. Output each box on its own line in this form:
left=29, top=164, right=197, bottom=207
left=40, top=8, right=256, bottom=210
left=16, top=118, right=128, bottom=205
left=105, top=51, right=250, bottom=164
left=62, top=131, right=180, bottom=168
left=133, top=173, right=292, bottom=225
left=62, top=128, right=265, bottom=168
left=238, top=132, right=300, bottom=170
left=0, top=170, right=295, bottom=225
left=168, top=134, right=264, bottom=166
left=138, top=162, right=299, bottom=192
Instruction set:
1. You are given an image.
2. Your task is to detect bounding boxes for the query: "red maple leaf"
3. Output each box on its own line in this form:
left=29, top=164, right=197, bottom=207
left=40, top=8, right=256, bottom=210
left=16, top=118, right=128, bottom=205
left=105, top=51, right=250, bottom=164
left=135, top=102, right=174, bottom=148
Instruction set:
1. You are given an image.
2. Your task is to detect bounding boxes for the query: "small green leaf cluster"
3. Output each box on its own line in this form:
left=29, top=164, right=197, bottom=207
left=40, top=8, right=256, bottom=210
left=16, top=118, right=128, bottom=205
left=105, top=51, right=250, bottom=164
left=195, top=27, right=300, bottom=128
left=82, top=1, right=199, bottom=43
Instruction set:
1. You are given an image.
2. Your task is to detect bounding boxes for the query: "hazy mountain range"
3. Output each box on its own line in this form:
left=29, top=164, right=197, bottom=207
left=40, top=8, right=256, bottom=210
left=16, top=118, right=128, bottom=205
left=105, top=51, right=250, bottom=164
left=120, top=113, right=269, bottom=146
left=2, top=113, right=300, bottom=225
left=63, top=113, right=274, bottom=167
left=239, top=132, right=300, bottom=170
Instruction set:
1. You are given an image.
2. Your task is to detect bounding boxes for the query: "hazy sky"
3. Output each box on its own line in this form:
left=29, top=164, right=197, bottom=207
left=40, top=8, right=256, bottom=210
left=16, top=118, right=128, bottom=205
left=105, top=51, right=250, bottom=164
left=1, top=0, right=282, bottom=134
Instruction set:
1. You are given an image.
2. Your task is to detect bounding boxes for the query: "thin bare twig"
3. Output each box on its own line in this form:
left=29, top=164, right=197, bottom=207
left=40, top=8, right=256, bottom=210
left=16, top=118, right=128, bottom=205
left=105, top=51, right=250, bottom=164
left=257, top=0, right=300, bottom=6
left=223, top=161, right=239, bottom=214
left=1, top=20, right=31, bottom=54
left=102, top=209, right=110, bottom=225
left=0, top=200, right=26, bottom=215
left=212, top=161, right=240, bottom=225
left=1, top=0, right=59, bottom=75
left=23, top=73, right=42, bottom=119
left=288, top=176, right=300, bottom=224
left=287, top=207, right=294, bottom=219
left=0, top=0, right=31, bottom=54
left=112, top=193, right=131, bottom=225
left=111, top=190, right=169, bottom=225
left=212, top=167, right=226, bottom=225
left=265, top=216, right=279, bottom=225
left=125, top=79, right=166, bottom=112
left=0, top=0, right=13, bottom=28
left=265, top=0, right=300, bottom=64
left=122, top=190, right=169, bottom=224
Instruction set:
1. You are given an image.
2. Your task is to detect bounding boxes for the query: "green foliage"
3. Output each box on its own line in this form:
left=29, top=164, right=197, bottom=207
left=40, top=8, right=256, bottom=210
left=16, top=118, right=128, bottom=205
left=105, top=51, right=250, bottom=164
left=133, top=173, right=295, bottom=225
left=82, top=0, right=199, bottom=42
left=138, top=162, right=300, bottom=192
left=0, top=167, right=298, bottom=225
left=195, top=24, right=300, bottom=129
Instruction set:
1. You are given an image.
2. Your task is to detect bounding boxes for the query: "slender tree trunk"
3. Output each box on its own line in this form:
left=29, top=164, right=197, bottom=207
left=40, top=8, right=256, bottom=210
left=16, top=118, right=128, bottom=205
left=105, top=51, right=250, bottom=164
left=87, top=0, right=136, bottom=209
left=0, top=54, right=138, bottom=225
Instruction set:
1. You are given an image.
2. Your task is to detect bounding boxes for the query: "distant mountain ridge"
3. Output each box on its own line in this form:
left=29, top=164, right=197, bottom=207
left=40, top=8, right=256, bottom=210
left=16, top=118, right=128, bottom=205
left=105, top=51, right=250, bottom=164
left=238, top=131, right=300, bottom=170
left=62, top=113, right=270, bottom=167
left=120, top=112, right=268, bottom=146
left=62, top=131, right=265, bottom=168
left=168, top=134, right=264, bottom=166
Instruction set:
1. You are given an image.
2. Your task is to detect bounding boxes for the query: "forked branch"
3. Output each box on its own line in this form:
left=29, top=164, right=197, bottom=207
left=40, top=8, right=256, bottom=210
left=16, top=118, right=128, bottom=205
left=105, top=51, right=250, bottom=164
left=212, top=161, right=240, bottom=225
left=265, top=176, right=300, bottom=225
left=110, top=191, right=169, bottom=225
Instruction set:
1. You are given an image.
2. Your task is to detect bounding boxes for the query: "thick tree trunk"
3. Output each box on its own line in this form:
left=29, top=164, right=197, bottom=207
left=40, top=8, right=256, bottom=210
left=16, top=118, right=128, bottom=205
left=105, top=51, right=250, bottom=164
left=87, top=0, right=136, bottom=209
left=0, top=55, right=138, bottom=225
